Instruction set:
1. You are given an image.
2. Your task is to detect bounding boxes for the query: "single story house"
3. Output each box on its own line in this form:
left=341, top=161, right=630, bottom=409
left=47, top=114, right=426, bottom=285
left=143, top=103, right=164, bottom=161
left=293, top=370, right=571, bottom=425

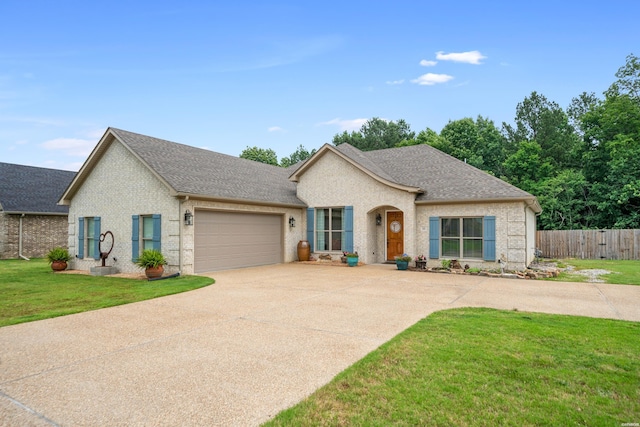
left=59, top=128, right=541, bottom=274
left=0, top=162, right=76, bottom=259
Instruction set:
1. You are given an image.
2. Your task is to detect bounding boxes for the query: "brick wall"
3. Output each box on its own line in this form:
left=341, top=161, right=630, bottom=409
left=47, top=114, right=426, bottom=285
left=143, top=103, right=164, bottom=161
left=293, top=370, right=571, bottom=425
left=0, top=213, right=69, bottom=259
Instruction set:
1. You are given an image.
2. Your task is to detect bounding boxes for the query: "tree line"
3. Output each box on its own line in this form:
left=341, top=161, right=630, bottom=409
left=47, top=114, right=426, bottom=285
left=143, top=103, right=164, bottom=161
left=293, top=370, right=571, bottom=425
left=241, top=54, right=640, bottom=230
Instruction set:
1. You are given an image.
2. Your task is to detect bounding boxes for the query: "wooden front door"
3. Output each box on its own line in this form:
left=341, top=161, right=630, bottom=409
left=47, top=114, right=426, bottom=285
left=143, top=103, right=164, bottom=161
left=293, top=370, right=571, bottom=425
left=386, top=211, right=404, bottom=261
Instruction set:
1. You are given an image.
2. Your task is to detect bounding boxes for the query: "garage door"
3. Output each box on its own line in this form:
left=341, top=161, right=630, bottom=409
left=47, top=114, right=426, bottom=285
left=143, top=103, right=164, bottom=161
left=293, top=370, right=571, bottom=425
left=194, top=210, right=283, bottom=273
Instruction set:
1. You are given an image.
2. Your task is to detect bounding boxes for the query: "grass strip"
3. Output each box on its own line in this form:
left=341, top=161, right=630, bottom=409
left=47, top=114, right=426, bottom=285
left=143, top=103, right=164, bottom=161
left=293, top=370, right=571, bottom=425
left=0, top=259, right=213, bottom=327
left=265, top=308, right=640, bottom=426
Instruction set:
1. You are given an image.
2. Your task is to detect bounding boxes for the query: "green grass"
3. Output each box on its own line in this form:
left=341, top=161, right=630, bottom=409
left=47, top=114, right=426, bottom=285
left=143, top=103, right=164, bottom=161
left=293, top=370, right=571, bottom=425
left=265, top=308, right=640, bottom=426
left=551, top=259, right=640, bottom=285
left=0, top=258, right=213, bottom=327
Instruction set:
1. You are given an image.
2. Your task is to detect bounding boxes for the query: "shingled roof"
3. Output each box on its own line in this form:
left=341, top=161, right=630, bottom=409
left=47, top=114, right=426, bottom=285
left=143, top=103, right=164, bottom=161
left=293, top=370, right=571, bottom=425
left=360, top=144, right=537, bottom=204
left=62, top=128, right=305, bottom=207
left=294, top=142, right=539, bottom=209
left=0, top=162, right=75, bottom=214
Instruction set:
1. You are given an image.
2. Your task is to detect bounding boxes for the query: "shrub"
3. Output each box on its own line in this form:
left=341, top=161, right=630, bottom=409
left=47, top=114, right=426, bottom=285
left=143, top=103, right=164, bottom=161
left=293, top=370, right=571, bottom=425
left=46, top=247, right=70, bottom=263
left=135, top=249, right=167, bottom=268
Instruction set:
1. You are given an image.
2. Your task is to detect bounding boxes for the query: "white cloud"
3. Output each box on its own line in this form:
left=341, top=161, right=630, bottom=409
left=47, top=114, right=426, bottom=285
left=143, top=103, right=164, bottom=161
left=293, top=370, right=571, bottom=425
left=386, top=79, right=404, bottom=85
left=419, top=59, right=437, bottom=67
left=436, top=50, right=487, bottom=64
left=40, top=137, right=95, bottom=157
left=319, top=118, right=367, bottom=132
left=411, top=73, right=454, bottom=86
left=268, top=126, right=284, bottom=132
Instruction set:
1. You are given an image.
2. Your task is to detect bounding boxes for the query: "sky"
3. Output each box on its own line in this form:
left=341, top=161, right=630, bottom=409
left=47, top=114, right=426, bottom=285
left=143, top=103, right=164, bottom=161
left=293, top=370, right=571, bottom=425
left=1, top=1, right=639, bottom=171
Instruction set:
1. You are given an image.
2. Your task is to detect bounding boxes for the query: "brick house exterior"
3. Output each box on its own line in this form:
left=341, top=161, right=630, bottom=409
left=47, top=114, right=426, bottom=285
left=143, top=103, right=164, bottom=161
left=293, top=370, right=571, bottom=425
left=60, top=128, right=541, bottom=275
left=0, top=163, right=76, bottom=259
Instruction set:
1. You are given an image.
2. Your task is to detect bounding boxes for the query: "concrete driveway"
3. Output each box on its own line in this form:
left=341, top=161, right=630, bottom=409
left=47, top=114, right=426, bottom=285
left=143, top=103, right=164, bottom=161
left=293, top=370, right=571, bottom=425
left=1, top=263, right=639, bottom=426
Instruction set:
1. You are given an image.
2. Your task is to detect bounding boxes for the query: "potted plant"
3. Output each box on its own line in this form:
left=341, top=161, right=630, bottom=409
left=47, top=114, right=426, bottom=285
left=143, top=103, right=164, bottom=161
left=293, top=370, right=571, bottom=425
left=414, top=254, right=427, bottom=270
left=345, top=252, right=359, bottom=267
left=46, top=247, right=70, bottom=271
left=395, top=254, right=412, bottom=270
left=136, top=249, right=167, bottom=278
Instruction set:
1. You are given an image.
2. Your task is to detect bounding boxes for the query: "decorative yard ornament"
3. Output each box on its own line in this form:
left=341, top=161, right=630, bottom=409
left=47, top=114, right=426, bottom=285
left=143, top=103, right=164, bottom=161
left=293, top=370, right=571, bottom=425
left=99, top=231, right=114, bottom=267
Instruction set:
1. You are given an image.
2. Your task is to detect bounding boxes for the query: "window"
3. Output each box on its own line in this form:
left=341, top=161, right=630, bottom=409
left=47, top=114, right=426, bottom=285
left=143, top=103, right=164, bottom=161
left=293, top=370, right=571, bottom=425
left=132, top=214, right=161, bottom=261
left=141, top=216, right=155, bottom=251
left=78, top=216, right=100, bottom=260
left=441, top=217, right=483, bottom=259
left=86, top=217, right=97, bottom=258
left=315, top=208, right=344, bottom=251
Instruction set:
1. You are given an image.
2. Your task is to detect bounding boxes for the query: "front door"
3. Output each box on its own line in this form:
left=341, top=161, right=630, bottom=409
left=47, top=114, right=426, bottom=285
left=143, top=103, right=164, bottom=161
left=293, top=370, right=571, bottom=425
left=386, top=211, right=404, bottom=261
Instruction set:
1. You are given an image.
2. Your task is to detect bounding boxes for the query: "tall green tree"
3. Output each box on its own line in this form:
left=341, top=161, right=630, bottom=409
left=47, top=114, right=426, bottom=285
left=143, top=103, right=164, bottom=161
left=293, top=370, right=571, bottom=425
left=332, top=118, right=415, bottom=151
left=503, top=91, right=580, bottom=171
left=280, top=145, right=316, bottom=167
left=239, top=146, right=278, bottom=166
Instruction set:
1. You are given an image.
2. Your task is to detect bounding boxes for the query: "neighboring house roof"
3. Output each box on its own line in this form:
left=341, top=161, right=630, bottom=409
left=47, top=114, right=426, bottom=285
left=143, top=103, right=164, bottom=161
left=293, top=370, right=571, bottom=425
left=60, top=128, right=305, bottom=207
left=291, top=143, right=542, bottom=212
left=0, top=162, right=76, bottom=214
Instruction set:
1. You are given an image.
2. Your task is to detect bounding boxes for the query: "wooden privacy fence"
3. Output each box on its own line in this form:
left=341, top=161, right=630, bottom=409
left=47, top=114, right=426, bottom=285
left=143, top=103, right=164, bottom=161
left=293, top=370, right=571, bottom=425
left=536, top=229, right=640, bottom=260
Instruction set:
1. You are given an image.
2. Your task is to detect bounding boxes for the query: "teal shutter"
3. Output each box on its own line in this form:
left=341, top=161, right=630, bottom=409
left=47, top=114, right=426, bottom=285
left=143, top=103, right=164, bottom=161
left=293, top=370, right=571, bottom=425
left=152, top=214, right=161, bottom=251
left=93, top=217, right=101, bottom=260
left=429, top=217, right=439, bottom=259
left=306, top=208, right=314, bottom=252
left=483, top=216, right=496, bottom=261
left=132, top=215, right=139, bottom=262
left=344, top=206, right=354, bottom=253
left=78, top=217, right=84, bottom=259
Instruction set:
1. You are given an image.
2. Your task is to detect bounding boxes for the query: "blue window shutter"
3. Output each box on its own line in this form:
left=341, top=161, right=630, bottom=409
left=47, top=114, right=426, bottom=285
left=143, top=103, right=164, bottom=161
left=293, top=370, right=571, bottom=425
left=483, top=216, right=496, bottom=261
left=306, top=208, right=314, bottom=252
left=344, top=206, right=354, bottom=253
left=429, top=217, right=440, bottom=259
left=152, top=214, right=161, bottom=251
left=132, top=215, right=139, bottom=262
left=93, top=217, right=101, bottom=260
left=78, top=217, right=84, bottom=259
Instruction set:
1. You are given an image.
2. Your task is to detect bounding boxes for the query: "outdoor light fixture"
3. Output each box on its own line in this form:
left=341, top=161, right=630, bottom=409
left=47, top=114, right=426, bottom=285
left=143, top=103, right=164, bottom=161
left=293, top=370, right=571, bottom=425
left=376, top=213, right=382, bottom=226
left=289, top=216, right=296, bottom=228
left=184, top=209, right=193, bottom=226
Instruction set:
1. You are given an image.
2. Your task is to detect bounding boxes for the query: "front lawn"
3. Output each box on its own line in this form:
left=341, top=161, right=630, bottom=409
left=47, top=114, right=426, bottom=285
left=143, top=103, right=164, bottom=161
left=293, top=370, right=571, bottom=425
left=265, top=308, right=640, bottom=426
left=0, top=259, right=213, bottom=327
left=551, top=259, right=640, bottom=285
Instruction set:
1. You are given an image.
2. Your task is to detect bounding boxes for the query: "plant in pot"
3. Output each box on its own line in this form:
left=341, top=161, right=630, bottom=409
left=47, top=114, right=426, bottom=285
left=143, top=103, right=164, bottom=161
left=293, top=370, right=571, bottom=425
left=136, top=249, right=167, bottom=279
left=395, top=254, right=412, bottom=270
left=46, top=247, right=70, bottom=271
left=345, top=252, right=359, bottom=267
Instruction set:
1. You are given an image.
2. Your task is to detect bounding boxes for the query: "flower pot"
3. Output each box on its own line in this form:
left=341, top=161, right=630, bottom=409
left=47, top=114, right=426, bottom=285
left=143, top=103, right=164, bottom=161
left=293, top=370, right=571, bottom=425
left=51, top=261, right=67, bottom=271
left=347, top=257, right=358, bottom=267
left=297, top=240, right=310, bottom=261
left=396, top=260, right=408, bottom=270
left=415, top=260, right=427, bottom=270
left=145, top=265, right=164, bottom=279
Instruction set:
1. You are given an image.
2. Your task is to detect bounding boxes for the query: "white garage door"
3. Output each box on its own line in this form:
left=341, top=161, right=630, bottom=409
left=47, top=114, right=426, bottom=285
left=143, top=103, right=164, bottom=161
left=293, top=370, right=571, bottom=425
left=194, top=210, right=283, bottom=273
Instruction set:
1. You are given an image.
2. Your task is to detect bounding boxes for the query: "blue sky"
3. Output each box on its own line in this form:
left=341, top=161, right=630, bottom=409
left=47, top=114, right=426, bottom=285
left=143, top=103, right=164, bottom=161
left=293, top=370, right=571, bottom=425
left=1, top=1, right=638, bottom=171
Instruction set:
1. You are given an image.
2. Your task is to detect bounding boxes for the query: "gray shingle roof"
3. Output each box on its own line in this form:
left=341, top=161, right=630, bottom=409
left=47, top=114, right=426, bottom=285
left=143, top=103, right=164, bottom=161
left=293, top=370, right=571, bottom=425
left=361, top=143, right=534, bottom=202
left=0, top=162, right=76, bottom=214
left=110, top=128, right=305, bottom=206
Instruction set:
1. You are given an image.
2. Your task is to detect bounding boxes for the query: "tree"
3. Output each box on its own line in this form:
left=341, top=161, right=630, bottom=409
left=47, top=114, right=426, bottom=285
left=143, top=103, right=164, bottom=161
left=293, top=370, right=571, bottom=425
left=239, top=146, right=278, bottom=166
left=502, top=91, right=580, bottom=171
left=605, top=53, right=640, bottom=100
left=280, top=145, right=316, bottom=167
left=332, top=118, right=415, bottom=151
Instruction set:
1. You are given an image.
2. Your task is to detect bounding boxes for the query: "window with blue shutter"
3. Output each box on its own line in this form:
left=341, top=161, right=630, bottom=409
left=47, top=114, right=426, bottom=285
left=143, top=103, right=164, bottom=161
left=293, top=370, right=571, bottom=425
left=429, top=217, right=440, bottom=259
left=306, top=208, right=314, bottom=252
left=483, top=216, right=496, bottom=261
left=344, top=206, right=354, bottom=253
left=78, top=217, right=84, bottom=258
